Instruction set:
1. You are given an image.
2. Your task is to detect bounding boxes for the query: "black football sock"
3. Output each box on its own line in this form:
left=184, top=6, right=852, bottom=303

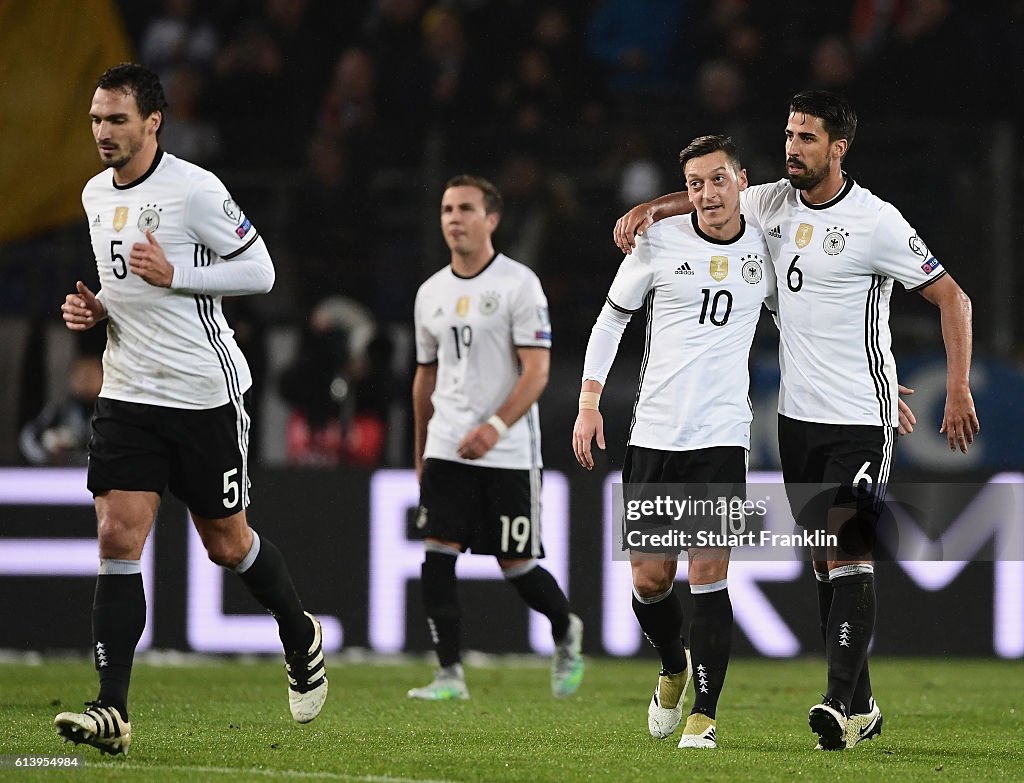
left=503, top=560, right=571, bottom=641
left=851, top=660, right=875, bottom=714
left=93, top=561, right=147, bottom=721
left=632, top=586, right=687, bottom=674
left=688, top=581, right=733, bottom=719
left=818, top=568, right=873, bottom=713
left=234, top=530, right=311, bottom=652
left=824, top=568, right=876, bottom=711
left=421, top=548, right=461, bottom=668
left=814, top=569, right=833, bottom=642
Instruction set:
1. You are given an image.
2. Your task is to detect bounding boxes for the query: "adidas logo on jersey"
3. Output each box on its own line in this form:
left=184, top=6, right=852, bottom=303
left=675, top=262, right=694, bottom=275
left=768, top=225, right=783, bottom=239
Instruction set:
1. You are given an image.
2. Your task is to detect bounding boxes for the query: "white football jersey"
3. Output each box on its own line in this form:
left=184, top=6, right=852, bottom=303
left=741, top=178, right=946, bottom=426
left=414, top=253, right=551, bottom=469
left=605, top=213, right=771, bottom=451
left=83, top=150, right=268, bottom=409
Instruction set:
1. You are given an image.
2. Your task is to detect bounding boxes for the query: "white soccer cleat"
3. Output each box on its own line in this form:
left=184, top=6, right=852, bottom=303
left=551, top=613, right=585, bottom=698
left=407, top=664, right=470, bottom=701
left=809, top=698, right=848, bottom=750
left=677, top=712, right=717, bottom=749
left=286, top=612, right=328, bottom=723
left=844, top=698, right=883, bottom=748
left=648, top=648, right=691, bottom=739
left=54, top=702, right=131, bottom=756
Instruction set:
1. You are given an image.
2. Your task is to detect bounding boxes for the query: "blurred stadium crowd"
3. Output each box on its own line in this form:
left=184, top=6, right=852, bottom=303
left=1, top=0, right=1021, bottom=468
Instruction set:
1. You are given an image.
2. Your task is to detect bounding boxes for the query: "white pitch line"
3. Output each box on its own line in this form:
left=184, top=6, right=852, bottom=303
left=90, top=762, right=457, bottom=783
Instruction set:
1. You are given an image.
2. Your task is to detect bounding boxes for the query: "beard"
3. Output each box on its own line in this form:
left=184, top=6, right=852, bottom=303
left=102, top=153, right=129, bottom=170
left=786, top=150, right=832, bottom=190
left=100, top=136, right=144, bottom=170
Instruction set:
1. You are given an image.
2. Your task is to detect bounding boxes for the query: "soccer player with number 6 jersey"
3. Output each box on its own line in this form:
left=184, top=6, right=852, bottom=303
left=613, top=90, right=980, bottom=751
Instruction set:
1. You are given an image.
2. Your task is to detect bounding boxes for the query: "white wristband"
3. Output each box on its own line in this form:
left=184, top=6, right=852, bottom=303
left=487, top=415, right=509, bottom=439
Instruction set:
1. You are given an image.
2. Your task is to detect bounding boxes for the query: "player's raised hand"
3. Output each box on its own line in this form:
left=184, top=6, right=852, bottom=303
left=457, top=422, right=500, bottom=460
left=129, top=229, right=174, bottom=287
left=61, top=281, right=106, bottom=330
left=940, top=387, right=980, bottom=453
left=572, top=409, right=605, bottom=470
left=897, top=384, right=917, bottom=435
left=613, top=202, right=656, bottom=255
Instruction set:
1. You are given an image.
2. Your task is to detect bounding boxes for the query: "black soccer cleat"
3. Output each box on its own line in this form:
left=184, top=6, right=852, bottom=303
left=809, top=697, right=848, bottom=751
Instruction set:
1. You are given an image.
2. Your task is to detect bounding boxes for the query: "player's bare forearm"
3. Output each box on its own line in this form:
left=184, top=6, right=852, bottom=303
left=919, top=275, right=980, bottom=451
left=651, top=191, right=693, bottom=218
left=938, top=292, right=980, bottom=451
left=613, top=191, right=693, bottom=254
left=458, top=348, right=549, bottom=460
left=412, top=364, right=437, bottom=479
left=493, top=347, right=549, bottom=429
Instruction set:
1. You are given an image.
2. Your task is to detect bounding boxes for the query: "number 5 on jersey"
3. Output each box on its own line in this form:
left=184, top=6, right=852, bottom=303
left=110, top=240, right=127, bottom=279
left=223, top=468, right=239, bottom=509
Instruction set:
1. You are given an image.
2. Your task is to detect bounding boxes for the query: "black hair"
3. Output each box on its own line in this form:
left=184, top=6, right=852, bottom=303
left=96, top=63, right=168, bottom=135
left=789, top=89, right=857, bottom=156
left=678, top=134, right=742, bottom=172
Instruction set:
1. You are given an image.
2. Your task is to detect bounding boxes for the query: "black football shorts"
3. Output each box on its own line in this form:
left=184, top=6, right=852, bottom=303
left=87, top=395, right=252, bottom=519
left=417, top=458, right=544, bottom=558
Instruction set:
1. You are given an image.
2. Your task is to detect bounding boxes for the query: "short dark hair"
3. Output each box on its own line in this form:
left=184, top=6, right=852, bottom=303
left=445, top=174, right=503, bottom=215
left=678, top=135, right=742, bottom=172
left=96, top=63, right=168, bottom=133
left=789, top=89, right=857, bottom=154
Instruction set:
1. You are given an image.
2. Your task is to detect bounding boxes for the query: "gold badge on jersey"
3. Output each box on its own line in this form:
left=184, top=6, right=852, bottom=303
left=112, top=206, right=129, bottom=232
left=710, top=256, right=729, bottom=281
left=795, top=223, right=814, bottom=248
left=456, top=296, right=470, bottom=317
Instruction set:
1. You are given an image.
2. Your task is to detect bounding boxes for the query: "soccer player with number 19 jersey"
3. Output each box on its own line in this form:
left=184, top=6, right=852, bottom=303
left=409, top=175, right=583, bottom=702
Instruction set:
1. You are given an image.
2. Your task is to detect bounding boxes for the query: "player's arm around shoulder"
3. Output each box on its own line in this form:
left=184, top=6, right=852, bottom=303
left=613, top=191, right=694, bottom=254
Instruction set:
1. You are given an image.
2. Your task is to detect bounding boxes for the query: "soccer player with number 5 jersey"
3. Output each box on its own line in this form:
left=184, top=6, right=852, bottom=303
left=54, top=64, right=327, bottom=756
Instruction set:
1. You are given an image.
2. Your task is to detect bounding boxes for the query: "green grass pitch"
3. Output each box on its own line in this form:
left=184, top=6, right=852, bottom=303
left=1, top=657, right=1021, bottom=782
